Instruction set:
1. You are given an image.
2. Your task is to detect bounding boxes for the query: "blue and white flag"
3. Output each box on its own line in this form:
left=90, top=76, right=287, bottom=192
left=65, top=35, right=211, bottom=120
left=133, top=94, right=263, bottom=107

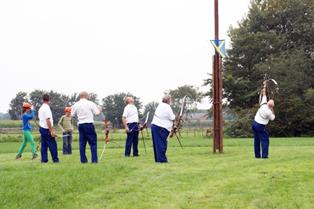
left=211, top=39, right=226, bottom=58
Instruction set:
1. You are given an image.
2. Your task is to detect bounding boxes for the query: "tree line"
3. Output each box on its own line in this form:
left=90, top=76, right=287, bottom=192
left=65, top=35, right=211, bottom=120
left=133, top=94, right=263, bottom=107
left=8, top=85, right=203, bottom=129
left=205, top=0, right=314, bottom=137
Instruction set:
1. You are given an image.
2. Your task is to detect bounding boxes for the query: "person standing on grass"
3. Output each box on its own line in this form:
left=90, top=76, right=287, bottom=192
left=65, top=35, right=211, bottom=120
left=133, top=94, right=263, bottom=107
left=38, top=94, right=59, bottom=163
left=16, top=102, right=38, bottom=160
left=122, top=97, right=140, bottom=157
left=151, top=95, right=175, bottom=163
left=58, top=107, right=74, bottom=155
left=252, top=82, right=275, bottom=159
left=71, top=91, right=109, bottom=163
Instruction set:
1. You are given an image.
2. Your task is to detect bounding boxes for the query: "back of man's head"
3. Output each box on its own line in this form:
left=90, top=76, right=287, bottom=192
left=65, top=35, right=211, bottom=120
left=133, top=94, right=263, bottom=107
left=43, top=94, right=50, bottom=102
left=79, top=91, right=89, bottom=99
left=125, top=97, right=134, bottom=104
left=162, top=95, right=171, bottom=104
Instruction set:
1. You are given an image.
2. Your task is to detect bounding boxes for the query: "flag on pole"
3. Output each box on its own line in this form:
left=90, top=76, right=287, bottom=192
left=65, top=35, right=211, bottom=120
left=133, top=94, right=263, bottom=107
left=211, top=39, right=226, bottom=58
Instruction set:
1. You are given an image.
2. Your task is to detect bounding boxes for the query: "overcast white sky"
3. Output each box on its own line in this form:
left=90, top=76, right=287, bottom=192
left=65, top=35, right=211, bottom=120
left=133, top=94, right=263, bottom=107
left=0, top=0, right=251, bottom=112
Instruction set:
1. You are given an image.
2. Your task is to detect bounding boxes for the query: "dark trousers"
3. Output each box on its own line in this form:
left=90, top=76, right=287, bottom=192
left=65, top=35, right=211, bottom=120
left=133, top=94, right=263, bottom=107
left=252, top=121, right=270, bottom=158
left=63, top=131, right=72, bottom=155
left=151, top=124, right=169, bottom=163
left=39, top=127, right=59, bottom=163
left=78, top=123, right=98, bottom=163
left=125, top=123, right=139, bottom=156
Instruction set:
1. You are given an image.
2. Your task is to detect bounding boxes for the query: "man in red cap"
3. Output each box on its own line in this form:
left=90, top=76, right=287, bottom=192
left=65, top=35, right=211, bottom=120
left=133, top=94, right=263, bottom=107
left=58, top=107, right=74, bottom=155
left=16, top=102, right=38, bottom=160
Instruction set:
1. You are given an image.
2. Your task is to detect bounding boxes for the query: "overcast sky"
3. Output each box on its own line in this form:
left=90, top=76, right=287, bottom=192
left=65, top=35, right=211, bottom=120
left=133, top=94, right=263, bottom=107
left=0, top=0, right=251, bottom=112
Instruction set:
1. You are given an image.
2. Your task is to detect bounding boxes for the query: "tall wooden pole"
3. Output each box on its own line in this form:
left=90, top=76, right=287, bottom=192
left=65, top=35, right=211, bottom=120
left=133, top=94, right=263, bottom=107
left=212, top=0, right=223, bottom=153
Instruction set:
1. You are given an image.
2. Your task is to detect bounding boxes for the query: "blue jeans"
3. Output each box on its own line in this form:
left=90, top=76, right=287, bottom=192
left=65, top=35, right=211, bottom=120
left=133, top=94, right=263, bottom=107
left=125, top=123, right=139, bottom=156
left=63, top=131, right=72, bottom=154
left=151, top=124, right=169, bottom=163
left=78, top=123, right=98, bottom=163
left=39, top=127, right=59, bottom=163
left=252, top=121, right=269, bottom=158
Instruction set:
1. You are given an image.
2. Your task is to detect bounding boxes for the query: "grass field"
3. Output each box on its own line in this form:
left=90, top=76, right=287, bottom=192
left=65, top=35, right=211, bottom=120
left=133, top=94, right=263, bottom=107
left=0, top=133, right=314, bottom=209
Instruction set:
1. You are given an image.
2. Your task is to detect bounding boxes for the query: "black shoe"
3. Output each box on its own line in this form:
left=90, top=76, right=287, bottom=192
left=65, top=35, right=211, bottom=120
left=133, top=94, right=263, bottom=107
left=133, top=154, right=140, bottom=157
left=15, top=154, right=22, bottom=160
left=32, top=154, right=38, bottom=160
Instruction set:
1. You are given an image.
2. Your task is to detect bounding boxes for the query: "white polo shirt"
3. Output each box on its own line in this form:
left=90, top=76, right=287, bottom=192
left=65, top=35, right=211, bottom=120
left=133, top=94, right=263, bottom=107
left=38, top=103, right=53, bottom=129
left=122, top=104, right=139, bottom=124
left=254, top=96, right=275, bottom=125
left=71, top=98, right=100, bottom=124
left=152, top=102, right=176, bottom=131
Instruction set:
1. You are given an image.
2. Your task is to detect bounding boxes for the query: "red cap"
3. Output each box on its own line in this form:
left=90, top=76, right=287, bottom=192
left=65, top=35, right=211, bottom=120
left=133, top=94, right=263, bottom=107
left=22, top=102, right=32, bottom=109
left=64, top=107, right=72, bottom=113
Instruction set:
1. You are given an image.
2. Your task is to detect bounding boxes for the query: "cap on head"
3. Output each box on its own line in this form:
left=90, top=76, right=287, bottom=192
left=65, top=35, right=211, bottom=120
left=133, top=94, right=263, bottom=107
left=267, top=99, right=275, bottom=108
left=64, top=107, right=72, bottom=113
left=22, top=102, right=32, bottom=109
left=79, top=91, right=89, bottom=99
left=162, top=95, right=171, bottom=104
left=43, top=94, right=50, bottom=102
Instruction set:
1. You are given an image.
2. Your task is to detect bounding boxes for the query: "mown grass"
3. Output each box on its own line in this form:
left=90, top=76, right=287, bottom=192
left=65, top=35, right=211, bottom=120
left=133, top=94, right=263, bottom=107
left=0, top=135, right=314, bottom=209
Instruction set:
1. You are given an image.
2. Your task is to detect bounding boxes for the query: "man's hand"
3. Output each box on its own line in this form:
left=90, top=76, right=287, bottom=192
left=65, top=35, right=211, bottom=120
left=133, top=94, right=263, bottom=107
left=50, top=129, right=57, bottom=138
left=263, top=80, right=268, bottom=88
left=125, top=127, right=130, bottom=133
left=139, top=123, right=146, bottom=131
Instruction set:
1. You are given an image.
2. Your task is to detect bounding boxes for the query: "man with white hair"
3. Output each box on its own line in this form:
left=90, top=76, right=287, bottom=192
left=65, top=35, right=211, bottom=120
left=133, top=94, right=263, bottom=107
left=71, top=91, right=108, bottom=163
left=252, top=82, right=275, bottom=159
left=122, top=97, right=140, bottom=157
left=151, top=95, right=175, bottom=163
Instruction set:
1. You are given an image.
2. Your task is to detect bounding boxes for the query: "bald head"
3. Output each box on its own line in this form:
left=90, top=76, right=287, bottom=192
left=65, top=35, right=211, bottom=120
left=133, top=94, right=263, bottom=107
left=79, top=91, right=89, bottom=99
left=125, top=96, right=134, bottom=104
left=162, top=95, right=171, bottom=104
left=267, top=99, right=275, bottom=108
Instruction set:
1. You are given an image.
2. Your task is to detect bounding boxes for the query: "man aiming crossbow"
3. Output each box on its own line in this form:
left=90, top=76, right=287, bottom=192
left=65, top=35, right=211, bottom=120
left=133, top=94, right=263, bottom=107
left=252, top=81, right=276, bottom=159
left=151, top=95, right=176, bottom=163
left=122, top=97, right=140, bottom=157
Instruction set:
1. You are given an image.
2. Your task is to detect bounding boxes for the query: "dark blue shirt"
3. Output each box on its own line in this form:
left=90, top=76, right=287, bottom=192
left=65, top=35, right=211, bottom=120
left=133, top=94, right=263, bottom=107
left=22, top=110, right=35, bottom=131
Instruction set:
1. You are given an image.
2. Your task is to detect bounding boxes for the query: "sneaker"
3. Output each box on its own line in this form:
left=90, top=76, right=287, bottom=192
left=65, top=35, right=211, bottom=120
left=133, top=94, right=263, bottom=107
left=15, top=154, right=22, bottom=160
left=32, top=154, right=38, bottom=160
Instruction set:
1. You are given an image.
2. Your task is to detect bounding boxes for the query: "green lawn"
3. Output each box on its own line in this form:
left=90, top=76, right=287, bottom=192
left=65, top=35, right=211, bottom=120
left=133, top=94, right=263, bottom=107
left=0, top=135, right=314, bottom=209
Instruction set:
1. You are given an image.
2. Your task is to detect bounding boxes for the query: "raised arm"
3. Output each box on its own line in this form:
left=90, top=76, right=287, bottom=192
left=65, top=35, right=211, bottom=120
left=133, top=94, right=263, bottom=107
left=260, top=81, right=268, bottom=105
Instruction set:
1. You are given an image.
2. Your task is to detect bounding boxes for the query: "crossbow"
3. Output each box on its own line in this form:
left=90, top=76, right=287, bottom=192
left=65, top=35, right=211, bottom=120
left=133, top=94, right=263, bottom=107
left=99, top=120, right=110, bottom=161
left=139, top=111, right=150, bottom=154
left=169, top=96, right=187, bottom=149
left=259, top=74, right=279, bottom=103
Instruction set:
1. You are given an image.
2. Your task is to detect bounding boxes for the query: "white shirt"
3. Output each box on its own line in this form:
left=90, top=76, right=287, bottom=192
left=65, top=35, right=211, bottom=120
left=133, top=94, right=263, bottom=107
left=71, top=98, right=100, bottom=124
left=38, top=103, right=53, bottom=129
left=254, top=96, right=275, bottom=125
left=122, top=104, right=139, bottom=123
left=152, top=102, right=176, bottom=131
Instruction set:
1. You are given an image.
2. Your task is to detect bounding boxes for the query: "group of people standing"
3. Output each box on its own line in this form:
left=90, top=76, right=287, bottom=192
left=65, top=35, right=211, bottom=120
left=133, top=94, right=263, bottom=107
left=16, top=92, right=175, bottom=163
left=16, top=85, right=276, bottom=163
